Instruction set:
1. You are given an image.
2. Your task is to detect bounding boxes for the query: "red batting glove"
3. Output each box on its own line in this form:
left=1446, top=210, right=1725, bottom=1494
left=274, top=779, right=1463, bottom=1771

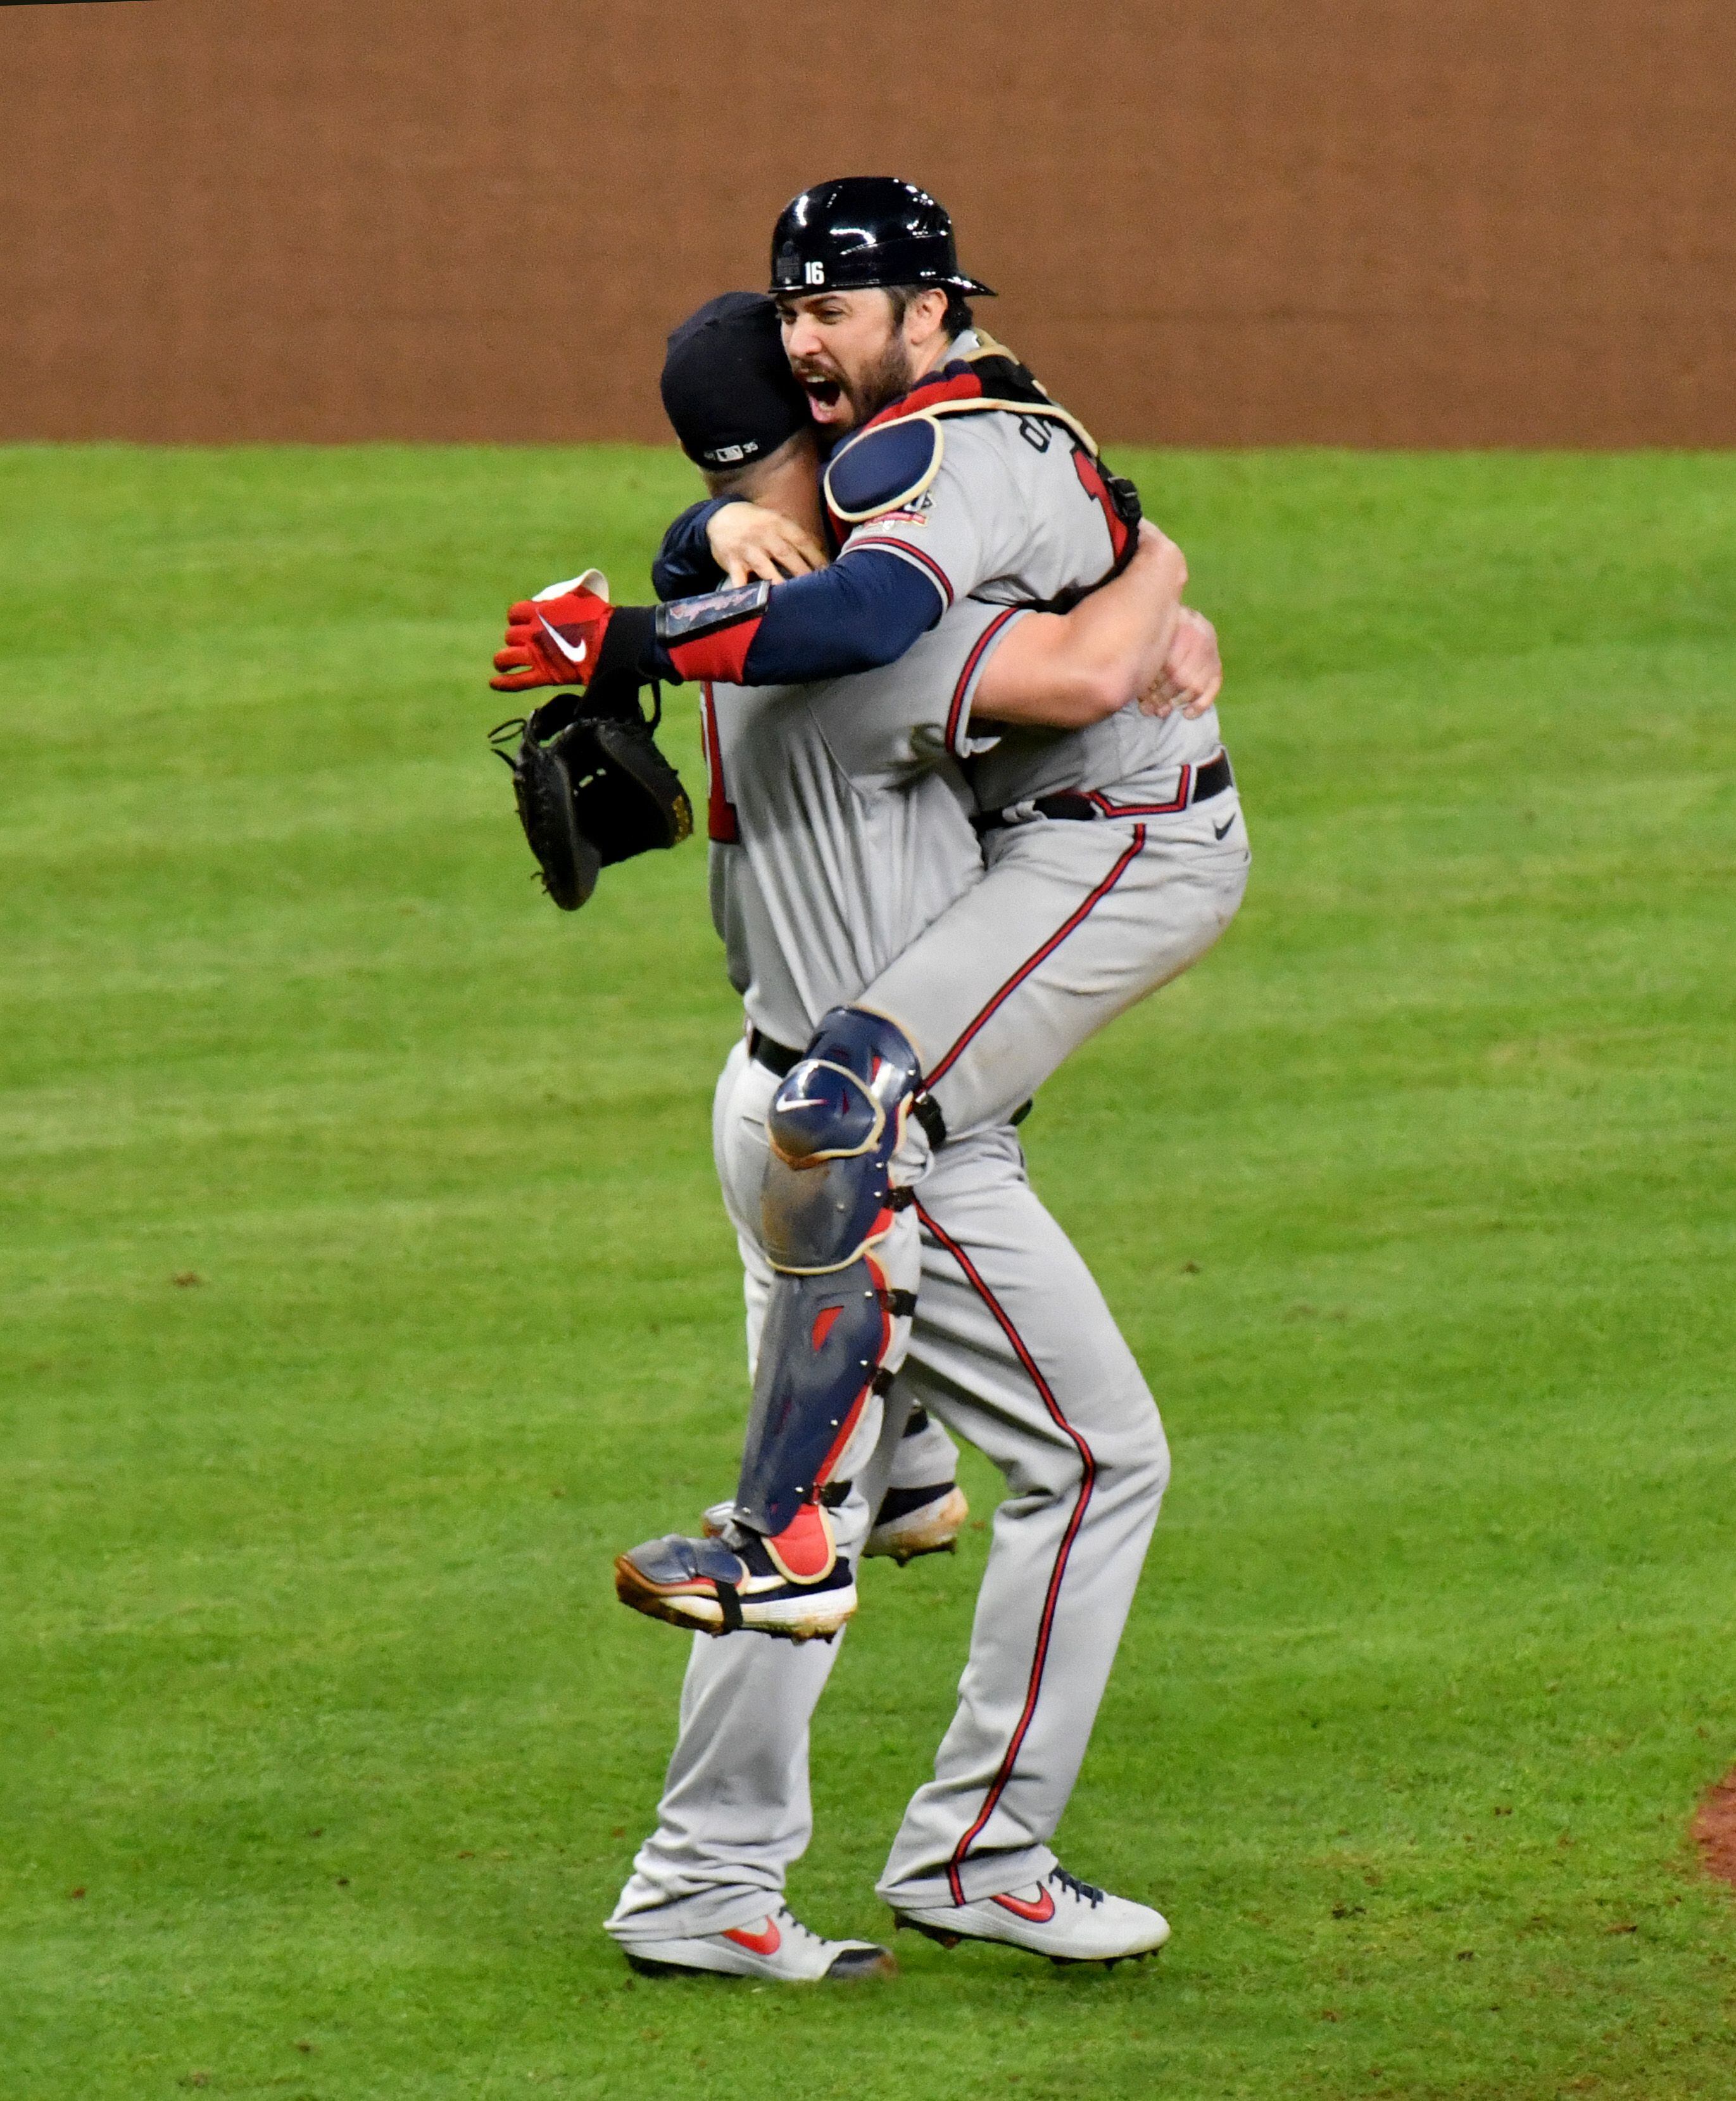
left=491, top=575, right=615, bottom=691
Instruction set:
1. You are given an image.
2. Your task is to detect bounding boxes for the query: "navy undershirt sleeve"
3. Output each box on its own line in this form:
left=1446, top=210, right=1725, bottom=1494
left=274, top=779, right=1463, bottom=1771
left=651, top=498, right=735, bottom=602
left=651, top=548, right=945, bottom=685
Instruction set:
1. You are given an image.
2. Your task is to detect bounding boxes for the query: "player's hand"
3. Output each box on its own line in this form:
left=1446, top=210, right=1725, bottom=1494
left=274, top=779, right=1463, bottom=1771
left=707, top=501, right=828, bottom=587
left=491, top=579, right=614, bottom=691
left=1140, top=606, right=1222, bottom=719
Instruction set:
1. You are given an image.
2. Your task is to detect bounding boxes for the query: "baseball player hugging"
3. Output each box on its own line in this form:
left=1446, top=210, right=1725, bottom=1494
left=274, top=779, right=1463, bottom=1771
left=490, top=179, right=1249, bottom=1978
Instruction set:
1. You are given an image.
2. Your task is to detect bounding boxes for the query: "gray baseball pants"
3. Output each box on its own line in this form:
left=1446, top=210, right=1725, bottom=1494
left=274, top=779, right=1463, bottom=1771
left=607, top=808, right=1249, bottom=1935
left=865, top=788, right=1251, bottom=1146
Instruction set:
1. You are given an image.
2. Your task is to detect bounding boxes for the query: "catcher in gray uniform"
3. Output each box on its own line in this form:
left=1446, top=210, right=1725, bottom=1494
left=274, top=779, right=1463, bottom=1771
left=492, top=182, right=1247, bottom=1976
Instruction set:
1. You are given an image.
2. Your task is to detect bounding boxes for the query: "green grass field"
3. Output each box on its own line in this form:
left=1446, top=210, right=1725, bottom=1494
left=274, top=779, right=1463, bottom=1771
left=3, top=442, right=1733, bottom=2100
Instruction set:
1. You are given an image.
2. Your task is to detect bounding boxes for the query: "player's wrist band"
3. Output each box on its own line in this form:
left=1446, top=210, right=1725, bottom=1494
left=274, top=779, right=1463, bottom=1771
left=591, top=603, right=658, bottom=684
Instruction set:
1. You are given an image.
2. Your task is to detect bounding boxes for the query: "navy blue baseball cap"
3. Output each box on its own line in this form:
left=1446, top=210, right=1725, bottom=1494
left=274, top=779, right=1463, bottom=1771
left=660, top=292, right=813, bottom=472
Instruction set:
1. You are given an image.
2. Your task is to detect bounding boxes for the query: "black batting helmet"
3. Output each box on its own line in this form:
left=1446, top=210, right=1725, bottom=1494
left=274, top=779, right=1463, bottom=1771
left=769, top=177, right=995, bottom=299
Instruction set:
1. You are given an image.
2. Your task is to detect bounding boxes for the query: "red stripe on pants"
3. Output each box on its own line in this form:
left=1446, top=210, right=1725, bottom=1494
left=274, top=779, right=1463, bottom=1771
left=925, top=825, right=1146, bottom=1089
left=914, top=1201, right=1098, bottom=1905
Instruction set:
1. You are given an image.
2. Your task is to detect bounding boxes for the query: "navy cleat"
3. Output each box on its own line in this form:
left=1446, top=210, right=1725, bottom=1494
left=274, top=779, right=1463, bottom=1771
left=615, top=1505, right=855, bottom=1642
left=865, top=1482, right=969, bottom=1564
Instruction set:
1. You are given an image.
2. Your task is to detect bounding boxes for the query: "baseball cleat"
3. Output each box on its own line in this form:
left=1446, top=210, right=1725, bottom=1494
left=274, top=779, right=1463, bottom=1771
left=703, top=1483, right=969, bottom=1567
left=615, top=1512, right=856, bottom=1641
left=620, top=1905, right=896, bottom=1983
left=865, top=1481, right=969, bottom=1564
left=893, top=1866, right=1170, bottom=1967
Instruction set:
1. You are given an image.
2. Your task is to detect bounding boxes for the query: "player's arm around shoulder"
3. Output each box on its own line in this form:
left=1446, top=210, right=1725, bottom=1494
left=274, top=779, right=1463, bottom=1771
left=972, top=522, right=1188, bottom=731
left=704, top=501, right=829, bottom=587
left=800, top=594, right=1028, bottom=791
left=651, top=498, right=736, bottom=600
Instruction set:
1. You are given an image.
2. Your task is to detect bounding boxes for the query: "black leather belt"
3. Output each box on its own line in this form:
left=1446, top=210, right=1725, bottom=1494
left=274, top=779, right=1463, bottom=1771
left=748, top=1027, right=801, bottom=1076
left=974, top=748, right=1235, bottom=836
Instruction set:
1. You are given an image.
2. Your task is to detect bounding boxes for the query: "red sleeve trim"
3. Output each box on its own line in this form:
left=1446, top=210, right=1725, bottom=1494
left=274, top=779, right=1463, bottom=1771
left=667, top=616, right=762, bottom=685
left=945, top=607, right=1022, bottom=757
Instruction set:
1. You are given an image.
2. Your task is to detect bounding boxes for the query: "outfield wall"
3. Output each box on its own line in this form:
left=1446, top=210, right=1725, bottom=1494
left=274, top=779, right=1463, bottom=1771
left=3, top=0, right=1732, bottom=447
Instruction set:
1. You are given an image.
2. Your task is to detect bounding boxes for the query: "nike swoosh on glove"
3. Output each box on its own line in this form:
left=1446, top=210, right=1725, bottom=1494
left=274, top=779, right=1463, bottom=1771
left=491, top=581, right=615, bottom=691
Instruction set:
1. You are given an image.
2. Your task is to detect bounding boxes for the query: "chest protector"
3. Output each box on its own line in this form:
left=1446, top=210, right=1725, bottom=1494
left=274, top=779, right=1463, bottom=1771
left=820, top=337, right=1143, bottom=611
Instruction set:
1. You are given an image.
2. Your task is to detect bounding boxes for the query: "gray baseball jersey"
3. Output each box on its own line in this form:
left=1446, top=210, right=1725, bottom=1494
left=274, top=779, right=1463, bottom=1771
left=700, top=598, right=1017, bottom=1050
left=707, top=328, right=1250, bottom=1141
left=829, top=330, right=1223, bottom=817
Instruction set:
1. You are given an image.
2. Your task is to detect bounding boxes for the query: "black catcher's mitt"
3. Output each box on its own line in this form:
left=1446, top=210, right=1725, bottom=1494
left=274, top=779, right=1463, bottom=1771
left=489, top=675, right=693, bottom=911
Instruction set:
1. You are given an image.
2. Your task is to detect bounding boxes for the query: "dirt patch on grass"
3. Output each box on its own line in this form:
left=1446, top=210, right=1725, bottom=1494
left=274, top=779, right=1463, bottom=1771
left=1692, top=1771, right=1736, bottom=1888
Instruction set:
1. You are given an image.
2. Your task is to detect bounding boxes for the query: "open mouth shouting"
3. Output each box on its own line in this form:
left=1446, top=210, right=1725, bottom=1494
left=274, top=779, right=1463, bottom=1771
left=792, top=363, right=848, bottom=426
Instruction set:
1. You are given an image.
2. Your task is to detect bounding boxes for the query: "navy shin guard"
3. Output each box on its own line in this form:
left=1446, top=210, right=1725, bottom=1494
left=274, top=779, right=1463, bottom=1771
left=735, top=1008, right=923, bottom=1540
left=736, top=1262, right=893, bottom=1539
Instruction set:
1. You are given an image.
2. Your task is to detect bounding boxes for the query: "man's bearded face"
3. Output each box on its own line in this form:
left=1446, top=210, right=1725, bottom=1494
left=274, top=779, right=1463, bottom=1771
left=777, top=291, right=919, bottom=435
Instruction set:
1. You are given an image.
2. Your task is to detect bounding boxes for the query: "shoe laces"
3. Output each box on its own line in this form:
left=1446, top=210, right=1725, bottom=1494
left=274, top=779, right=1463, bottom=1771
left=1053, top=1866, right=1106, bottom=1909
left=774, top=1905, right=827, bottom=1950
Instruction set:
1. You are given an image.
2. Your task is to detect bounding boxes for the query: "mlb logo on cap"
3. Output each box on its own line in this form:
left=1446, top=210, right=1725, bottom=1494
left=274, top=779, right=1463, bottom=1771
left=659, top=292, right=812, bottom=474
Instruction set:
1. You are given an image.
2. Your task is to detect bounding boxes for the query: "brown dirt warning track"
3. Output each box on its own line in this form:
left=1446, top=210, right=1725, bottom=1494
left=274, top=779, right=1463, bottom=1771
left=2, top=0, right=1735, bottom=446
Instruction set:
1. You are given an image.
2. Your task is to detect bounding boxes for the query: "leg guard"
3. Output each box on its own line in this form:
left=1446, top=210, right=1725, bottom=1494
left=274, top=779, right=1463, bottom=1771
left=736, top=1008, right=923, bottom=1541
left=736, top=1258, right=898, bottom=1545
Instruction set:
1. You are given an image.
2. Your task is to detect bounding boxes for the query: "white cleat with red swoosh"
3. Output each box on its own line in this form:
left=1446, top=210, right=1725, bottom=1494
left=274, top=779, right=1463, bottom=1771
left=895, top=1867, right=1170, bottom=1966
left=620, top=1904, right=897, bottom=1982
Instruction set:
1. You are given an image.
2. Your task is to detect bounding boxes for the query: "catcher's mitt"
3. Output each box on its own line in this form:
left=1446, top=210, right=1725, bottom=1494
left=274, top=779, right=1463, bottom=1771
left=489, top=675, right=693, bottom=911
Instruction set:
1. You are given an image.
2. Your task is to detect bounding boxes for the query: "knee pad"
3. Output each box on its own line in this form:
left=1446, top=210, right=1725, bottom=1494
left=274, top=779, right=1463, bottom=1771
left=761, top=1007, right=923, bottom=1275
